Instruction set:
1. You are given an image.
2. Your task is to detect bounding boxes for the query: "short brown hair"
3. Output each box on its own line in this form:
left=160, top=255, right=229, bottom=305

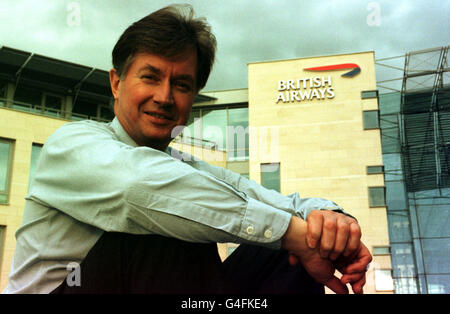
left=112, top=4, right=217, bottom=91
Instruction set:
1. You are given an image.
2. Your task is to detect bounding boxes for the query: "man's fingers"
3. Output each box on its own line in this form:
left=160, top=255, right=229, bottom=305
left=350, top=274, right=366, bottom=294
left=319, top=215, right=337, bottom=258
left=329, top=218, right=350, bottom=260
left=306, top=211, right=323, bottom=249
left=343, top=221, right=362, bottom=257
left=345, top=254, right=372, bottom=274
left=325, top=276, right=349, bottom=294
left=341, top=272, right=365, bottom=285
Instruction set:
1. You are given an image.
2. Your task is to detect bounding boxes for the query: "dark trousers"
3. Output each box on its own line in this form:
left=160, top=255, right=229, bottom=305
left=51, top=232, right=324, bottom=294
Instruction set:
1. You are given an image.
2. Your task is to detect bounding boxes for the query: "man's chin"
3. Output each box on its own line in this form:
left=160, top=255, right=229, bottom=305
left=140, top=132, right=172, bottom=149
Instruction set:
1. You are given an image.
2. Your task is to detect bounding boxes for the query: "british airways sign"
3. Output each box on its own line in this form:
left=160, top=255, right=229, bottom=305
left=276, top=63, right=361, bottom=104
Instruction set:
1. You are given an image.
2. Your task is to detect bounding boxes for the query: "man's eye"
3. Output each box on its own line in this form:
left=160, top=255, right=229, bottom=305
left=142, top=75, right=158, bottom=82
left=174, top=82, right=192, bottom=92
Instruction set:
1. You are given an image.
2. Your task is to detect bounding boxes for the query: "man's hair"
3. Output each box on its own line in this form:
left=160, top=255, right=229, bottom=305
left=112, top=4, right=217, bottom=91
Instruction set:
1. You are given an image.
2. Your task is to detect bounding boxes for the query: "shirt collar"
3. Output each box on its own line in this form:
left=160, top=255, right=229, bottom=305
left=110, top=117, right=139, bottom=148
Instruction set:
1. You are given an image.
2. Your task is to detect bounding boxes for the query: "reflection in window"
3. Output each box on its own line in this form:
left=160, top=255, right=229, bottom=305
left=369, top=186, right=386, bottom=207
left=43, top=94, right=64, bottom=117
left=363, top=110, right=380, bottom=129
left=367, top=165, right=384, bottom=174
left=373, top=246, right=390, bottom=255
left=182, top=107, right=249, bottom=160
left=28, top=143, right=43, bottom=191
left=182, top=109, right=201, bottom=145
left=375, top=269, right=394, bottom=291
left=0, top=139, right=14, bottom=204
left=361, top=90, right=378, bottom=99
left=100, top=104, right=115, bottom=122
left=202, top=108, right=227, bottom=150
left=227, top=107, right=249, bottom=160
left=261, top=163, right=280, bottom=192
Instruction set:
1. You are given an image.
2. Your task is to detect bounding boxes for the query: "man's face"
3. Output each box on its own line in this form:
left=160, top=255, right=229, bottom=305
left=110, top=50, right=198, bottom=150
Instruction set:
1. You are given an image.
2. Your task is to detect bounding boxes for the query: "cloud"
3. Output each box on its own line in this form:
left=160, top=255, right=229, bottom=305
left=0, top=0, right=448, bottom=92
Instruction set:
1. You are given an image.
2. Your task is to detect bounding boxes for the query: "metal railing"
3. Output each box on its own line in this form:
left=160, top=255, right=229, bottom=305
left=0, top=98, right=111, bottom=123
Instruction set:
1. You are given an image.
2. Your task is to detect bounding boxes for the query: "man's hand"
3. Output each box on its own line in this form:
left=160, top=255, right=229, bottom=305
left=306, top=210, right=361, bottom=261
left=282, top=215, right=372, bottom=294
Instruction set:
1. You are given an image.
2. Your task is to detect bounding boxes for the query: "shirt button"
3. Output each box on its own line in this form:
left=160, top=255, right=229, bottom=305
left=246, top=225, right=254, bottom=235
left=264, top=229, right=273, bottom=239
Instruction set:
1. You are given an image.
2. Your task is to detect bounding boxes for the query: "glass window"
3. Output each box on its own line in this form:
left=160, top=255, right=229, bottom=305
left=367, top=165, right=384, bottom=174
left=361, top=90, right=378, bottom=99
left=261, top=163, right=280, bottom=192
left=72, top=98, right=97, bottom=120
left=385, top=181, right=408, bottom=210
left=363, top=110, right=380, bottom=129
left=0, top=139, right=14, bottom=204
left=369, top=186, right=386, bottom=207
left=373, top=246, right=390, bottom=255
left=202, top=108, right=227, bottom=150
left=391, top=243, right=417, bottom=278
left=13, top=85, right=41, bottom=112
left=43, top=93, right=64, bottom=117
left=422, top=238, right=450, bottom=274
left=182, top=109, right=201, bottom=145
left=227, top=107, right=249, bottom=160
left=426, top=274, right=450, bottom=294
left=387, top=212, right=412, bottom=242
left=99, top=105, right=114, bottom=122
left=375, top=269, right=394, bottom=291
left=394, top=277, right=418, bottom=294
left=28, top=143, right=43, bottom=191
left=0, top=83, right=6, bottom=104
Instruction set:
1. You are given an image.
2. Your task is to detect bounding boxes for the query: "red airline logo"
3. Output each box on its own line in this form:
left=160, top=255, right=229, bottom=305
left=304, top=63, right=361, bottom=77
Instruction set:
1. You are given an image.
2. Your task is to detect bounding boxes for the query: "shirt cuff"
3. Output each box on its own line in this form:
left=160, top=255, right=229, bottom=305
left=237, top=198, right=292, bottom=249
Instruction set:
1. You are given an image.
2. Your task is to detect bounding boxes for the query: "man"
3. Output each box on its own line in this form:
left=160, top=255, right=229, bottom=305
left=4, top=4, right=371, bottom=294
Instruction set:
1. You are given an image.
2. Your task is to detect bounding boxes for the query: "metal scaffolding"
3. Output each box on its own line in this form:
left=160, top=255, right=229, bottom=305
left=378, top=46, right=450, bottom=294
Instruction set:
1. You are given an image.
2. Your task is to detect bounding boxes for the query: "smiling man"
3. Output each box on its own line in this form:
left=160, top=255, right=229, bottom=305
left=3, top=5, right=371, bottom=294
left=111, top=51, right=197, bottom=150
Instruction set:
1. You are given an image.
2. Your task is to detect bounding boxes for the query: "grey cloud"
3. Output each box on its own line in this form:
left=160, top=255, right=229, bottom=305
left=0, top=0, right=448, bottom=92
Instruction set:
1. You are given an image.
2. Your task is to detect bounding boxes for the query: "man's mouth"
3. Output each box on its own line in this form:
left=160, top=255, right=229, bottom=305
left=145, top=111, right=174, bottom=121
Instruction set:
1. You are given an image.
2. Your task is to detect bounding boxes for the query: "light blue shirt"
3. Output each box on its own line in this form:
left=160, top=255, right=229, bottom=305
left=3, top=117, right=344, bottom=293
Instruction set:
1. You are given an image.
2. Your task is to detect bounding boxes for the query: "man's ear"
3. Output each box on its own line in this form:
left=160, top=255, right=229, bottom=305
left=109, top=69, right=120, bottom=100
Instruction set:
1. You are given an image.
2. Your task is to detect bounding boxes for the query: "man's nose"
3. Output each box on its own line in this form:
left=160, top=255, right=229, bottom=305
left=153, top=80, right=174, bottom=105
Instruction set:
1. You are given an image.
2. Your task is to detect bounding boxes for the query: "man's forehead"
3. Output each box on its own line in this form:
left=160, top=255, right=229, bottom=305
left=132, top=50, right=197, bottom=70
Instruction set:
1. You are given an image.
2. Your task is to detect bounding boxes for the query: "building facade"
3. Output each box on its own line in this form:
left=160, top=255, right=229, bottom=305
left=1, top=46, right=395, bottom=293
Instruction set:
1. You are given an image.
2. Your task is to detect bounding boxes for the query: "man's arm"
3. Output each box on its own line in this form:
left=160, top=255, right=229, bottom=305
left=30, top=121, right=291, bottom=247
left=182, top=154, right=348, bottom=219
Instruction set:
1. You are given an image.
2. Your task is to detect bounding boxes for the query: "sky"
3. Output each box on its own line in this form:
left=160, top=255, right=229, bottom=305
left=0, top=0, right=449, bottom=93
